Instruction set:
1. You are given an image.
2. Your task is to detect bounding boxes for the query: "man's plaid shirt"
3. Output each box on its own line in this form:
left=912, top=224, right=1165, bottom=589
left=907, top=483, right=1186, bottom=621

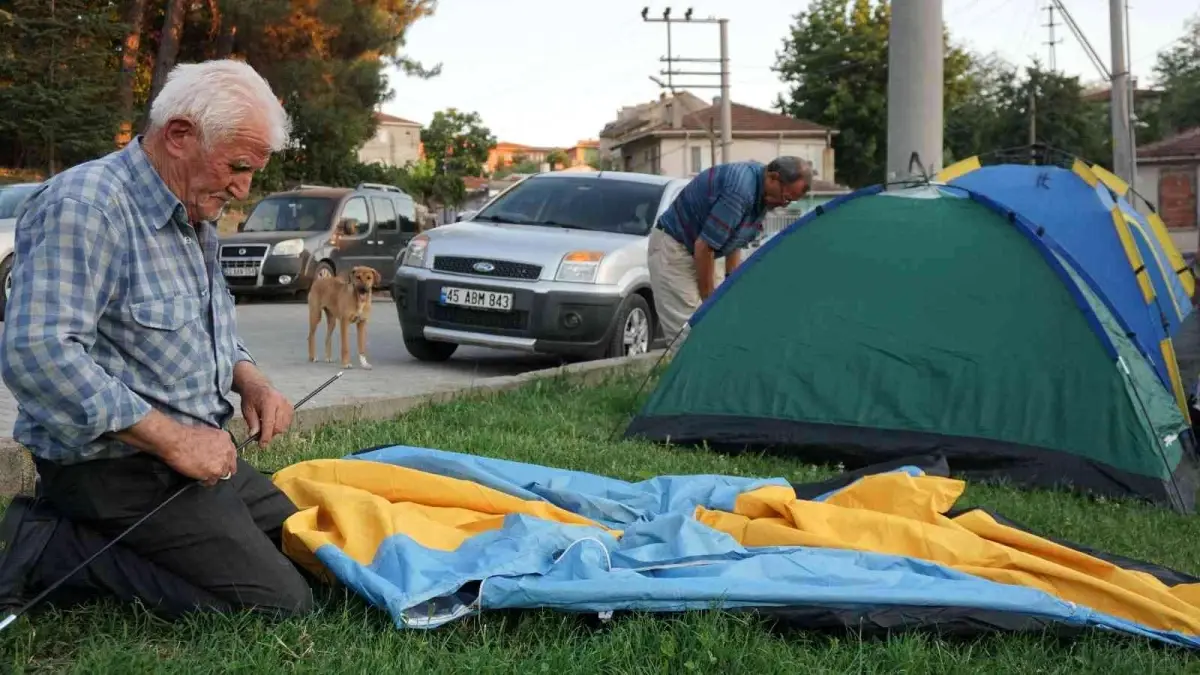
left=0, top=137, right=255, bottom=464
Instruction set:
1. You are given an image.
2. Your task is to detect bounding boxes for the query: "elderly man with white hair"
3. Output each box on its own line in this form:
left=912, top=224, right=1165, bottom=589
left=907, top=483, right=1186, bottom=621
left=0, top=59, right=314, bottom=619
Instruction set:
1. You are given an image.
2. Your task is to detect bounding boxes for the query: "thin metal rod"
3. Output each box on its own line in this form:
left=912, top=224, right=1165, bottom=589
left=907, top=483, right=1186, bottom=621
left=0, top=371, right=345, bottom=634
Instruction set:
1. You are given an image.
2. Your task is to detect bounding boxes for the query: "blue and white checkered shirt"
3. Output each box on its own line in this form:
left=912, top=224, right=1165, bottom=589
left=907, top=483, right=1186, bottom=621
left=0, top=137, right=254, bottom=464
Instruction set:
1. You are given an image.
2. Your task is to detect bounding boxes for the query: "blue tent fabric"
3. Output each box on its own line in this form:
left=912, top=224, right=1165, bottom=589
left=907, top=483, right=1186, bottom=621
left=282, top=445, right=1200, bottom=649
left=1112, top=191, right=1194, bottom=333
left=949, top=164, right=1175, bottom=389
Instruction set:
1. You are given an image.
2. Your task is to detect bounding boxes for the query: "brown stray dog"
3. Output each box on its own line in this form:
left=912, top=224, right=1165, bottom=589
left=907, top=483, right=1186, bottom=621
left=307, top=265, right=382, bottom=369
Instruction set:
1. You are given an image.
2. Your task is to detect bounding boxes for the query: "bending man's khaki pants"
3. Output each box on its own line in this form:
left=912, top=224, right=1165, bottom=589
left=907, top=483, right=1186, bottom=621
left=647, top=228, right=725, bottom=348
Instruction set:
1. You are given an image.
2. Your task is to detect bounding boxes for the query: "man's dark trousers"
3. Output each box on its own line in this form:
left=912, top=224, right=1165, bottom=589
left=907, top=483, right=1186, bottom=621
left=1, top=452, right=314, bottom=619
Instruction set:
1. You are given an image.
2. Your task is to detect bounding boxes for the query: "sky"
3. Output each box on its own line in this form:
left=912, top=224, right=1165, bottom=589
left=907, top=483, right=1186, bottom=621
left=381, top=0, right=1197, bottom=148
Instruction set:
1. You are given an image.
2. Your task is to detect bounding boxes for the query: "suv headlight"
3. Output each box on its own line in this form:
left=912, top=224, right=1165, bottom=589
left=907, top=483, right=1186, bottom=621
left=555, top=250, right=604, bottom=283
left=272, top=238, right=304, bottom=256
left=402, top=235, right=430, bottom=268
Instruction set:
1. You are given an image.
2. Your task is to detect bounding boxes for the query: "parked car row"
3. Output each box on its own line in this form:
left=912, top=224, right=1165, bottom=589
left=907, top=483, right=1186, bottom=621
left=2, top=170, right=687, bottom=367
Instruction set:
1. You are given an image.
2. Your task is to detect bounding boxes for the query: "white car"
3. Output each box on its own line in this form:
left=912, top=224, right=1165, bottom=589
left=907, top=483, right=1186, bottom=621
left=391, top=171, right=690, bottom=362
left=0, top=182, right=40, bottom=320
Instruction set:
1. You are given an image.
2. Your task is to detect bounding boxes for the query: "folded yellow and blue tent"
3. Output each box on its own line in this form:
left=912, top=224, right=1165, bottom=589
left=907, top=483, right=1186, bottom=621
left=271, top=445, right=1200, bottom=647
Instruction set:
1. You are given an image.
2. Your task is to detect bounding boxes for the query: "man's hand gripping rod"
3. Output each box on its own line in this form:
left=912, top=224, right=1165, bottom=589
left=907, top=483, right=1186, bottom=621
left=0, top=370, right=344, bottom=634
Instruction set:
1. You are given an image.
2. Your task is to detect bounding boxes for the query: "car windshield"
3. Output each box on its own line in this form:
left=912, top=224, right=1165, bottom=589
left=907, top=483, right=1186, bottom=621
left=0, top=184, right=40, bottom=220
left=473, top=176, right=668, bottom=235
left=242, top=196, right=337, bottom=233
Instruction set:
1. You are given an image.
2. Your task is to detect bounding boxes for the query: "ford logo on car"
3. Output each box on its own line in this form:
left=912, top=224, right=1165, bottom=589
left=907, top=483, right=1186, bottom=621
left=472, top=261, right=495, bottom=273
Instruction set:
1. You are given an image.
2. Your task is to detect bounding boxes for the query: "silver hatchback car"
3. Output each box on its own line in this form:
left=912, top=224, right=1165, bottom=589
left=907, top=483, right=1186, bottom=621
left=391, top=170, right=690, bottom=362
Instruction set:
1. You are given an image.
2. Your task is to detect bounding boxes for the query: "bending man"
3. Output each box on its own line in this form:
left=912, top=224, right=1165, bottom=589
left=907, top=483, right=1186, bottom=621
left=648, top=156, right=812, bottom=344
left=0, top=59, right=313, bottom=619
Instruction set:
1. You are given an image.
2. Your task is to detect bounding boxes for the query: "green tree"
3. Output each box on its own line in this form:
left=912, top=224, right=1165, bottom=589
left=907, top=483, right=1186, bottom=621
left=0, top=0, right=127, bottom=174
left=546, top=149, right=568, bottom=170
left=1151, top=13, right=1200, bottom=136
left=420, top=108, right=497, bottom=178
left=405, top=156, right=466, bottom=209
left=945, top=57, right=1110, bottom=167
left=772, top=0, right=972, bottom=187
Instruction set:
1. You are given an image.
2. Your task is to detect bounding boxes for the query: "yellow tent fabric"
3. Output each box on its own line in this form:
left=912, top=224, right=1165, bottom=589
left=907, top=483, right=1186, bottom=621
left=695, top=470, right=1200, bottom=636
left=273, top=454, right=1200, bottom=639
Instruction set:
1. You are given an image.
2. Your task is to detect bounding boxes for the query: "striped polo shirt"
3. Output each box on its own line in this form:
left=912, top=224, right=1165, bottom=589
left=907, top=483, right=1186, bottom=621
left=657, top=161, right=768, bottom=257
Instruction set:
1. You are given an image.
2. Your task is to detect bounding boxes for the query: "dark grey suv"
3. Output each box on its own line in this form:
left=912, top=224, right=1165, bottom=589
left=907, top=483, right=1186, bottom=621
left=219, top=182, right=420, bottom=299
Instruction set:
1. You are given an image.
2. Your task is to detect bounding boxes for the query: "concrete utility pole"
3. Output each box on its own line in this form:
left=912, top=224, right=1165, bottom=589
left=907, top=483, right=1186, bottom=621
left=885, top=0, right=943, bottom=182
left=1109, top=0, right=1134, bottom=185
left=642, top=7, right=733, bottom=164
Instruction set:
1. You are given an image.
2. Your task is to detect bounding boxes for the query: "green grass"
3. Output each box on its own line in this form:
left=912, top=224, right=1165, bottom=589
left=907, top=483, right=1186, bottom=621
left=5, top=369, right=1200, bottom=673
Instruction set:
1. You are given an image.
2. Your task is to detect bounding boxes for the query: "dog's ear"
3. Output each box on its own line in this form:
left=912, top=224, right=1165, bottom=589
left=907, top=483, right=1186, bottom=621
left=372, top=269, right=383, bottom=287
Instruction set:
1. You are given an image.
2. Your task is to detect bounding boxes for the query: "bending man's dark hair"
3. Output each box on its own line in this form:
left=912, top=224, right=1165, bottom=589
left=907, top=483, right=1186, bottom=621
left=766, top=156, right=813, bottom=185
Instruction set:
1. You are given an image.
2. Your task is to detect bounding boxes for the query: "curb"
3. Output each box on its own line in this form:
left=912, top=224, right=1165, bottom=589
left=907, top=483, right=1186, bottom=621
left=0, top=350, right=664, bottom=499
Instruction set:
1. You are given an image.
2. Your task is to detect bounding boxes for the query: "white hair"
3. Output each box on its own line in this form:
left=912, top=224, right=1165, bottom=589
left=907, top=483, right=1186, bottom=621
left=147, top=59, right=292, bottom=152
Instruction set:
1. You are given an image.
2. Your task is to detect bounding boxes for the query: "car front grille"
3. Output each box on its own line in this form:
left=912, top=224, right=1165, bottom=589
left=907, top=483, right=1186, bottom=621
left=220, top=244, right=269, bottom=259
left=428, top=303, right=529, bottom=330
left=432, top=255, right=542, bottom=280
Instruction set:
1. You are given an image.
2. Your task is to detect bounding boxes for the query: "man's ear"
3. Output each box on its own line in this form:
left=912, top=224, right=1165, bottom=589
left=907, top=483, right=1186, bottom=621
left=161, top=118, right=198, bottom=158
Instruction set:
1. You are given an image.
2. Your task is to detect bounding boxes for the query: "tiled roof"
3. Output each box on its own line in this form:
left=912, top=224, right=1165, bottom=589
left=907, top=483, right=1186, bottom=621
left=374, top=111, right=421, bottom=126
left=681, top=102, right=830, bottom=134
left=1138, top=127, right=1200, bottom=159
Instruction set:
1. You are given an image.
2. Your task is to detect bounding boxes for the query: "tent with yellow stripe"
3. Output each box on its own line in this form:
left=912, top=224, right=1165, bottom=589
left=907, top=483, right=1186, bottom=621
left=939, top=155, right=1196, bottom=412
left=272, top=445, right=1200, bottom=649
left=624, top=174, right=1199, bottom=512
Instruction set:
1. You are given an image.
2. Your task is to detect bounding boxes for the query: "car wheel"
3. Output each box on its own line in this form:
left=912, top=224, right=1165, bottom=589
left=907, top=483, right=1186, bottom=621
left=404, top=335, right=459, bottom=362
left=604, top=294, right=652, bottom=359
left=0, top=255, right=13, bottom=321
left=315, top=261, right=335, bottom=281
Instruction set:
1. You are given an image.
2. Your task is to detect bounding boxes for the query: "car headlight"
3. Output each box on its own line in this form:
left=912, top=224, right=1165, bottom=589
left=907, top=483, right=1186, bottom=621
left=555, top=250, right=604, bottom=283
left=402, top=235, right=430, bottom=268
left=272, top=238, right=304, bottom=256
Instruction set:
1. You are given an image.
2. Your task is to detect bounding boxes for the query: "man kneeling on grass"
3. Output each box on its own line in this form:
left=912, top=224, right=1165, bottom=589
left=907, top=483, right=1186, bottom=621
left=0, top=59, right=315, bottom=620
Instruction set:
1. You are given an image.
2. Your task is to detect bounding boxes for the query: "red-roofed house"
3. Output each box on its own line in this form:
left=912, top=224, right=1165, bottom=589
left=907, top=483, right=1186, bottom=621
left=598, top=93, right=843, bottom=190
left=1136, top=127, right=1200, bottom=254
left=358, top=111, right=423, bottom=168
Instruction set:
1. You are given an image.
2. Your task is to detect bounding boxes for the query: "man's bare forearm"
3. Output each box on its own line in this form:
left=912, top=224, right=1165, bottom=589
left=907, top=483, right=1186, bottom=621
left=232, top=360, right=271, bottom=395
left=725, top=249, right=741, bottom=276
left=694, top=241, right=716, bottom=299
left=108, top=408, right=188, bottom=461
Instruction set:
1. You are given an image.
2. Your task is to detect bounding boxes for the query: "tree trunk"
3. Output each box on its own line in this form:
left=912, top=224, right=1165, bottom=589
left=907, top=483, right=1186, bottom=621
left=144, top=0, right=187, bottom=125
left=115, top=0, right=148, bottom=147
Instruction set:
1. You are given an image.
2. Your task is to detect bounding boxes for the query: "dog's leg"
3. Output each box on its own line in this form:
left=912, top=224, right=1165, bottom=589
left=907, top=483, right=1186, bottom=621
left=307, top=299, right=322, bottom=363
left=339, top=317, right=351, bottom=368
left=356, top=319, right=371, bottom=369
left=323, top=308, right=336, bottom=363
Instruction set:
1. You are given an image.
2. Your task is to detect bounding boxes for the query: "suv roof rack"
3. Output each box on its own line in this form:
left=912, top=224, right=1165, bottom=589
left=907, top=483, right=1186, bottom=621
left=356, top=182, right=404, bottom=193
left=296, top=184, right=329, bottom=190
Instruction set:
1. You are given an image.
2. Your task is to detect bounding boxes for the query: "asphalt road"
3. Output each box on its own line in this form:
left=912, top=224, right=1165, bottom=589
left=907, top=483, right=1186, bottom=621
left=0, top=296, right=565, bottom=440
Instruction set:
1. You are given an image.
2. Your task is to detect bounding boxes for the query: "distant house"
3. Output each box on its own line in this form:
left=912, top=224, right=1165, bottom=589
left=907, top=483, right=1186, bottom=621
left=358, top=112, right=423, bottom=168
left=598, top=92, right=844, bottom=190
left=1135, top=127, right=1200, bottom=255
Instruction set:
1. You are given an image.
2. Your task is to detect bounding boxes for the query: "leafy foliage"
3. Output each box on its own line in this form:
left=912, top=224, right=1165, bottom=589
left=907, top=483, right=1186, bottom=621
left=772, top=0, right=972, bottom=187
left=1151, top=13, right=1200, bottom=136
left=420, top=108, right=497, bottom=179
left=0, top=0, right=128, bottom=172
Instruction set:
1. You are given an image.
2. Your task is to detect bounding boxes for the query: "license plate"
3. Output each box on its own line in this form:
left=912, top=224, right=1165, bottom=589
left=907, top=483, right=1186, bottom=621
left=440, top=286, right=513, bottom=311
left=222, top=266, right=257, bottom=277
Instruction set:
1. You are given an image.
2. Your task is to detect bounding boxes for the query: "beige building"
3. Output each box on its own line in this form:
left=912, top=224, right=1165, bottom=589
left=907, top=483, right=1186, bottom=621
left=599, top=93, right=840, bottom=185
left=358, top=112, right=423, bottom=168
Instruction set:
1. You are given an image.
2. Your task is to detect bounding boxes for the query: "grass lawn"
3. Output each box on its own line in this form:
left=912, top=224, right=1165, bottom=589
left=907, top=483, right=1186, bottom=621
left=4, top=368, right=1200, bottom=673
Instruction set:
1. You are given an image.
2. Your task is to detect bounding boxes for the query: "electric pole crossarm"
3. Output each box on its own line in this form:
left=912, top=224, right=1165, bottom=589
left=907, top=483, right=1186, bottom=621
left=641, top=6, right=733, bottom=165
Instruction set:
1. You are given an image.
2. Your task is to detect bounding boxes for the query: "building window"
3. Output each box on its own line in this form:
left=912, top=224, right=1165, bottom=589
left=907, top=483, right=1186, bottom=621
left=690, top=146, right=702, bottom=174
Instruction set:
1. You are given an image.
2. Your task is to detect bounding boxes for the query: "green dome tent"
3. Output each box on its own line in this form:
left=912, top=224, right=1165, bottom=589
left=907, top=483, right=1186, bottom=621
left=624, top=182, right=1200, bottom=512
